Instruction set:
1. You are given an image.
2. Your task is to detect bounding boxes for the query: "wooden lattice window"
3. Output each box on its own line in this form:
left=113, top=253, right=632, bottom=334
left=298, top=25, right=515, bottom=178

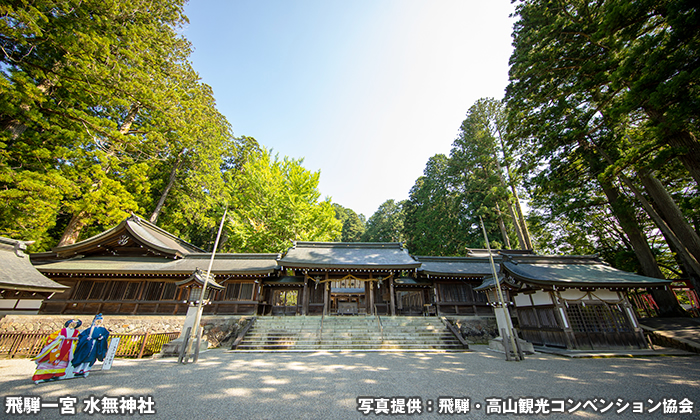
left=105, top=281, right=126, bottom=300
left=224, top=282, right=255, bottom=301
left=566, top=303, right=632, bottom=333
left=161, top=283, right=177, bottom=300
left=518, top=308, right=538, bottom=327
left=123, top=282, right=141, bottom=300
left=72, top=281, right=93, bottom=300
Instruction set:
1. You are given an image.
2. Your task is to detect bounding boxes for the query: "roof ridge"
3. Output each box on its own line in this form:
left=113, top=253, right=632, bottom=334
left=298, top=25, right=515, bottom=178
left=128, top=215, right=205, bottom=253
left=187, top=253, right=281, bottom=259
left=293, top=241, right=404, bottom=248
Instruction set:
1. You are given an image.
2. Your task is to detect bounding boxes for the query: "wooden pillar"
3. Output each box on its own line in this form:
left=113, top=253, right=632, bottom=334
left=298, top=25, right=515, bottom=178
left=620, top=291, right=647, bottom=348
left=323, top=282, right=329, bottom=315
left=552, top=291, right=575, bottom=349
left=369, top=280, right=375, bottom=315
left=389, top=278, right=396, bottom=316
left=302, top=277, right=309, bottom=316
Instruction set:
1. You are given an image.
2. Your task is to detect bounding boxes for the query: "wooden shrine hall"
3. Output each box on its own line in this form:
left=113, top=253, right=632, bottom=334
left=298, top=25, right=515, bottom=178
left=18, top=215, right=674, bottom=351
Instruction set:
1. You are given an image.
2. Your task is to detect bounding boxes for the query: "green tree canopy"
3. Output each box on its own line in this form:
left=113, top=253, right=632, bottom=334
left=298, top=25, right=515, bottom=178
left=222, top=149, right=341, bottom=253
left=0, top=0, right=236, bottom=250
left=363, top=199, right=406, bottom=243
left=332, top=203, right=366, bottom=242
left=403, top=154, right=463, bottom=255
left=505, top=0, right=698, bottom=315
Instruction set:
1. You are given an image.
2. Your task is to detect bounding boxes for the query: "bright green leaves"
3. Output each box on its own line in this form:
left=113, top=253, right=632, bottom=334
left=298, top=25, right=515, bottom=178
left=222, top=149, right=342, bottom=253
left=0, top=0, right=238, bottom=250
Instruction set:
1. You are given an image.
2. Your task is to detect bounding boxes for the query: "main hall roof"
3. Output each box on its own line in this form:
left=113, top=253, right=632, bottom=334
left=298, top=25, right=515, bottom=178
left=278, top=241, right=421, bottom=270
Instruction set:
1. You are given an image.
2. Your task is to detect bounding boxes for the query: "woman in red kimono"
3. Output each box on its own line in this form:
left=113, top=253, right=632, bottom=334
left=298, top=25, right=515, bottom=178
left=32, top=319, right=82, bottom=383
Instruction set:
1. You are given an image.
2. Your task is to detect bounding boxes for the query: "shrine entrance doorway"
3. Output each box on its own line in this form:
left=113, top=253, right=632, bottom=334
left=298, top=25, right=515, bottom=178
left=330, top=277, right=365, bottom=315
left=271, top=289, right=300, bottom=315
left=332, top=294, right=366, bottom=315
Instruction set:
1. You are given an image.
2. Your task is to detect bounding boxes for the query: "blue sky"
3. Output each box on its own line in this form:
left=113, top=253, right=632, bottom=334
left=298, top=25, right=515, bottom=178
left=183, top=0, right=517, bottom=218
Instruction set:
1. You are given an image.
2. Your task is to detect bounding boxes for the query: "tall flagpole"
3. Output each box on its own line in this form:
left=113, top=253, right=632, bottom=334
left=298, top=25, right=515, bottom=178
left=185, top=208, right=227, bottom=362
left=480, top=216, right=520, bottom=360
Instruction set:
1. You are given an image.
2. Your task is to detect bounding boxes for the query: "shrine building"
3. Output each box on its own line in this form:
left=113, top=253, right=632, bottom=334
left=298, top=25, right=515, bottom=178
left=15, top=215, right=672, bottom=351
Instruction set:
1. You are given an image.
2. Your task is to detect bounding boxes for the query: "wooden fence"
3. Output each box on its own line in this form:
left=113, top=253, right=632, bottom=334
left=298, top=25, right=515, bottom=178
left=0, top=331, right=179, bottom=359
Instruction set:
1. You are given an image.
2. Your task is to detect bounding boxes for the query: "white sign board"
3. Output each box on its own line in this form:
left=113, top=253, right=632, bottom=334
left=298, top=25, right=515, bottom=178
left=101, top=337, right=120, bottom=371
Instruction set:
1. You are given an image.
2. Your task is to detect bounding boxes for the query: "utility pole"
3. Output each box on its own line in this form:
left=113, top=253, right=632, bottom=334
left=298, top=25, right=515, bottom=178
left=183, top=208, right=227, bottom=363
left=480, top=216, right=521, bottom=361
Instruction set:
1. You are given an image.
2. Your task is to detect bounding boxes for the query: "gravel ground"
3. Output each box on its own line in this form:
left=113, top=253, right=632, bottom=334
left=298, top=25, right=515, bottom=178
left=1, top=346, right=699, bottom=419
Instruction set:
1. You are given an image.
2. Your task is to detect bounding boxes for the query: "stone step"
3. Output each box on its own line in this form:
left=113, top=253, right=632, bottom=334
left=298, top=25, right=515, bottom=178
left=236, top=344, right=466, bottom=351
left=231, top=316, right=467, bottom=352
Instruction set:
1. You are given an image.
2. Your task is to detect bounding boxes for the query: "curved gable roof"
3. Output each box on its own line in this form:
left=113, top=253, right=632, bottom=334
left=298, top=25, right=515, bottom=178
left=48, top=216, right=204, bottom=258
left=502, top=255, right=671, bottom=288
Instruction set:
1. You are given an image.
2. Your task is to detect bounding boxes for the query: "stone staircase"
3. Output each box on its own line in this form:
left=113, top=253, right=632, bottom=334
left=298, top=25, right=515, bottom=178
left=233, top=316, right=468, bottom=351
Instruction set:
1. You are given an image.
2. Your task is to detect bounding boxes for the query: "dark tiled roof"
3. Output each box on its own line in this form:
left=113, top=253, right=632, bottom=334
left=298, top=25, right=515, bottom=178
left=502, top=255, right=672, bottom=288
left=0, top=237, right=68, bottom=292
left=279, top=242, right=420, bottom=270
left=35, top=253, right=279, bottom=276
left=393, top=277, right=432, bottom=285
left=264, top=276, right=305, bottom=285
left=48, top=216, right=204, bottom=258
left=175, top=269, right=225, bottom=290
left=474, top=274, right=513, bottom=291
left=414, top=256, right=498, bottom=277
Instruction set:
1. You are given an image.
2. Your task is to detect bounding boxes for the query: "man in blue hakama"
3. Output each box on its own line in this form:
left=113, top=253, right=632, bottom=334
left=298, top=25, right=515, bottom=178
left=71, top=313, right=109, bottom=376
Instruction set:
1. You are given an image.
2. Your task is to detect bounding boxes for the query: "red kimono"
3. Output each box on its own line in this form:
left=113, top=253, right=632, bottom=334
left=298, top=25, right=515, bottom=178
left=32, top=327, right=80, bottom=382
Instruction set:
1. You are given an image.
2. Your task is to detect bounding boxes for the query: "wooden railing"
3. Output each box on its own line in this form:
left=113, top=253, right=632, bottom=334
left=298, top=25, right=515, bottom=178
left=0, top=331, right=179, bottom=359
left=374, top=305, right=384, bottom=342
left=230, top=317, right=256, bottom=350
left=319, top=311, right=325, bottom=341
left=441, top=317, right=470, bottom=349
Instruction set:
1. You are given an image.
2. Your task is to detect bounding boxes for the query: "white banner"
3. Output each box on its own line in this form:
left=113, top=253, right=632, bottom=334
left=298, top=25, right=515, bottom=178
left=101, top=337, right=120, bottom=371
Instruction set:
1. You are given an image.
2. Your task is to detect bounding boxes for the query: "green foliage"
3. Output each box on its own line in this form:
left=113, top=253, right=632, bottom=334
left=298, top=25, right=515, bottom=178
left=222, top=149, right=342, bottom=253
left=0, top=0, right=238, bottom=250
left=403, top=98, right=527, bottom=256
left=362, top=199, right=406, bottom=243
left=332, top=203, right=366, bottom=242
left=404, top=154, right=464, bottom=255
left=505, top=0, right=699, bottom=281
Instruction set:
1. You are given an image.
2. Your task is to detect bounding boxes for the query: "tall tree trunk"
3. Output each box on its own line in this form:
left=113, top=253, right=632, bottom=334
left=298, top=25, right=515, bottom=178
left=510, top=185, right=533, bottom=250
left=590, top=140, right=700, bottom=290
left=618, top=174, right=700, bottom=292
left=494, top=158, right=526, bottom=249
left=495, top=202, right=512, bottom=249
left=600, top=179, right=686, bottom=316
left=643, top=106, right=700, bottom=188
left=57, top=211, right=87, bottom=247
left=118, top=102, right=140, bottom=135
left=638, top=171, right=700, bottom=262
left=496, top=131, right=533, bottom=249
left=149, top=153, right=183, bottom=224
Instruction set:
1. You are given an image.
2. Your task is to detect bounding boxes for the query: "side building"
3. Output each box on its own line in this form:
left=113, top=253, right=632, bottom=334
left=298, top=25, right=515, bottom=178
left=476, top=254, right=671, bottom=350
left=31, top=216, right=278, bottom=316
left=1, top=237, right=68, bottom=313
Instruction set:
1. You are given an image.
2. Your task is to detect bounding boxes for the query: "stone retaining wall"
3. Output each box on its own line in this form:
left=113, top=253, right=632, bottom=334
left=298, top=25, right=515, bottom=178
left=0, top=314, right=251, bottom=348
left=447, top=316, right=499, bottom=344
